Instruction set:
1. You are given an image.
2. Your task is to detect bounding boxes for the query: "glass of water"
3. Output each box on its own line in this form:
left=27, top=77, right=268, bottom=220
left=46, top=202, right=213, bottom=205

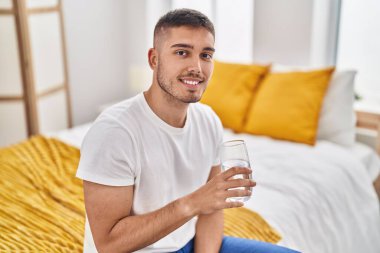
left=221, top=140, right=252, bottom=202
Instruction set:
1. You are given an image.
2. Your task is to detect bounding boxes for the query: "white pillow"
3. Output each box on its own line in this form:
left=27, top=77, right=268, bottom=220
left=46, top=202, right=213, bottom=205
left=272, top=64, right=357, bottom=147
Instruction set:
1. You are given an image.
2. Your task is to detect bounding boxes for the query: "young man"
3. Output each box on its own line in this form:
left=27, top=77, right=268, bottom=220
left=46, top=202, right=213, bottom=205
left=77, top=9, right=299, bottom=253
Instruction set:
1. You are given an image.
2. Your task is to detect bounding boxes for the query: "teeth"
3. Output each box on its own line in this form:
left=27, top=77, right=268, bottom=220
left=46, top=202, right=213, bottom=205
left=183, top=80, right=199, bottom=86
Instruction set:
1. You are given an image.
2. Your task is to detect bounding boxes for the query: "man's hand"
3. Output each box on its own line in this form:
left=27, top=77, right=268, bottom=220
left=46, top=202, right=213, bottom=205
left=186, top=167, right=256, bottom=216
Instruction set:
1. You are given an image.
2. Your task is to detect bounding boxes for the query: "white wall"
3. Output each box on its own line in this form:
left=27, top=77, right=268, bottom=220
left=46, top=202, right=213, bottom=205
left=215, top=0, right=254, bottom=63
left=337, top=0, right=380, bottom=102
left=172, top=0, right=214, bottom=20
left=62, top=0, right=130, bottom=125
left=310, top=0, right=341, bottom=67
left=253, top=0, right=313, bottom=65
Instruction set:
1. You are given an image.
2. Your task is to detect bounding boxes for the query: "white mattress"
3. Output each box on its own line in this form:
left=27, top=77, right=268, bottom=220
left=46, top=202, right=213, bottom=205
left=49, top=124, right=380, bottom=253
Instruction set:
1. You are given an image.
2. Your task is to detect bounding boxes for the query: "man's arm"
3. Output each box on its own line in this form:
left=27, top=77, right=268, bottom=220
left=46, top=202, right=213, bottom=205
left=194, top=165, right=224, bottom=253
left=84, top=181, right=194, bottom=253
left=84, top=167, right=254, bottom=253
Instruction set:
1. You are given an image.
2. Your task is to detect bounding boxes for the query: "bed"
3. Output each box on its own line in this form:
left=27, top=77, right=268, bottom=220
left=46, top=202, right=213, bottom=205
left=49, top=120, right=380, bottom=253
left=1, top=63, right=380, bottom=253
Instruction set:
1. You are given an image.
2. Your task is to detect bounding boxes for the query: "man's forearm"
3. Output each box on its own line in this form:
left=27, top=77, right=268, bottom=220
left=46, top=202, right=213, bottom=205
left=194, top=210, right=224, bottom=253
left=100, top=196, right=196, bottom=253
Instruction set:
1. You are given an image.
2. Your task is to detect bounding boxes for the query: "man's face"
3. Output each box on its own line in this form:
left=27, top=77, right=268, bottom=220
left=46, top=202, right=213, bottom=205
left=153, top=26, right=215, bottom=104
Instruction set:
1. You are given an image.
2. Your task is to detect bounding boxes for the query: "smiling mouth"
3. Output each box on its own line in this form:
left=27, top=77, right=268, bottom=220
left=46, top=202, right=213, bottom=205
left=179, top=78, right=204, bottom=87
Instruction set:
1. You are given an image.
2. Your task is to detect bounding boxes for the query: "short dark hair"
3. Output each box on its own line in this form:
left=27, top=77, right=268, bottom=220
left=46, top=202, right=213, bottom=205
left=154, top=8, right=215, bottom=46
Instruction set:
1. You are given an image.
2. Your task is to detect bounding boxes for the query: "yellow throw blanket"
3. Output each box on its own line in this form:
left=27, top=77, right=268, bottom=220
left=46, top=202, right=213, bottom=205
left=0, top=136, right=281, bottom=251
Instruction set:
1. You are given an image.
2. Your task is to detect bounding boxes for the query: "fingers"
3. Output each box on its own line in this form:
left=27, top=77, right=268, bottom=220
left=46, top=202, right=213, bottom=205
left=225, top=178, right=256, bottom=190
left=222, top=166, right=252, bottom=180
left=223, top=200, right=244, bottom=209
left=224, top=189, right=252, bottom=199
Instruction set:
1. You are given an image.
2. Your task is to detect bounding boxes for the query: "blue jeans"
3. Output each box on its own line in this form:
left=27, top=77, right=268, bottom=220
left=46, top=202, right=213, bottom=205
left=173, top=236, right=300, bottom=253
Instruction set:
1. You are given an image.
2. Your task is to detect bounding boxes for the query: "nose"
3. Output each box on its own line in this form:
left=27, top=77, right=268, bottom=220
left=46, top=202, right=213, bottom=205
left=187, top=57, right=201, bottom=74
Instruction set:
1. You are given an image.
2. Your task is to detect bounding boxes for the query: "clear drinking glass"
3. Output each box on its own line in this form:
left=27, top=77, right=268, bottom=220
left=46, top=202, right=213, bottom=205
left=221, top=140, right=252, bottom=202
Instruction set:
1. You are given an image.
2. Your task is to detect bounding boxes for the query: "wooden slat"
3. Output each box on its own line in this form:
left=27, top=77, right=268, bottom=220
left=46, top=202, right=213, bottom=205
left=57, top=0, right=72, bottom=128
left=0, top=95, right=23, bottom=101
left=14, top=0, right=39, bottom=135
left=27, top=6, right=58, bottom=14
left=0, top=9, right=14, bottom=14
left=36, top=85, right=64, bottom=98
left=356, top=110, right=380, bottom=155
left=356, top=110, right=380, bottom=199
left=356, top=111, right=380, bottom=130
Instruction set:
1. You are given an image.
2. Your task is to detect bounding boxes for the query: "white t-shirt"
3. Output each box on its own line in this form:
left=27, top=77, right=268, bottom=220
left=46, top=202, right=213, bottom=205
left=76, top=93, right=223, bottom=253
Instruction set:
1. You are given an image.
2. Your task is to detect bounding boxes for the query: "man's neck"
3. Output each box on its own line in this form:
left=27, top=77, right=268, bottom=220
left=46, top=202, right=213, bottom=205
left=143, top=86, right=189, bottom=128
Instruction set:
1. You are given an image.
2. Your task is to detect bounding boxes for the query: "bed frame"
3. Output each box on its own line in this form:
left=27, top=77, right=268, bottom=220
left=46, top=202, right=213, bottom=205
left=356, top=110, right=380, bottom=199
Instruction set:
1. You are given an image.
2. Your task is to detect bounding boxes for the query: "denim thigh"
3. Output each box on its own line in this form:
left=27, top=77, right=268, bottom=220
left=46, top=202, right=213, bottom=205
left=173, top=236, right=300, bottom=253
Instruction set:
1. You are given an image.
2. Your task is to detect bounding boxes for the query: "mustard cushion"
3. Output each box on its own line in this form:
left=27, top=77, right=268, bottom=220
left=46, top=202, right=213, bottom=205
left=201, top=60, right=269, bottom=132
left=244, top=67, right=335, bottom=145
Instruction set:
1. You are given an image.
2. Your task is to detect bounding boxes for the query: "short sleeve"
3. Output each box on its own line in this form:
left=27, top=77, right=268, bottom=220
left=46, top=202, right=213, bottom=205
left=76, top=119, right=139, bottom=186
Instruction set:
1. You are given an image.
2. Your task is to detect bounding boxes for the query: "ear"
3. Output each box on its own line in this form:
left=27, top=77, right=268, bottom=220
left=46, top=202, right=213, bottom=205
left=148, top=48, right=158, bottom=69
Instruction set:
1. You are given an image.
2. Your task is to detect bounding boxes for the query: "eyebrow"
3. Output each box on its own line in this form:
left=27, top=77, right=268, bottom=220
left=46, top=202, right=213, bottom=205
left=170, top=43, right=215, bottom=52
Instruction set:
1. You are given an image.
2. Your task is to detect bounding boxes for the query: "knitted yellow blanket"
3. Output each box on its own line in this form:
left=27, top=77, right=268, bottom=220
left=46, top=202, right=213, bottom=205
left=0, top=136, right=281, bottom=252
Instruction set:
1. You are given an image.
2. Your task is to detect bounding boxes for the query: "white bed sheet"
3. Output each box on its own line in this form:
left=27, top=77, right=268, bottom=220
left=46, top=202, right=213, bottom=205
left=50, top=124, right=380, bottom=253
left=223, top=129, right=380, bottom=253
left=348, top=142, right=380, bottom=181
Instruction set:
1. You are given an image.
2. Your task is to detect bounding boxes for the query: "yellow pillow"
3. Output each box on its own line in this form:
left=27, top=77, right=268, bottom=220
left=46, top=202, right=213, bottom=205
left=201, top=60, right=269, bottom=132
left=244, top=67, right=335, bottom=145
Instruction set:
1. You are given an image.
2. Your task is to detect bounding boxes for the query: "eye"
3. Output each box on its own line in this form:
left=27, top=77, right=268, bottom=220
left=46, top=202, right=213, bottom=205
left=201, top=53, right=213, bottom=60
left=176, top=50, right=188, bottom=56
